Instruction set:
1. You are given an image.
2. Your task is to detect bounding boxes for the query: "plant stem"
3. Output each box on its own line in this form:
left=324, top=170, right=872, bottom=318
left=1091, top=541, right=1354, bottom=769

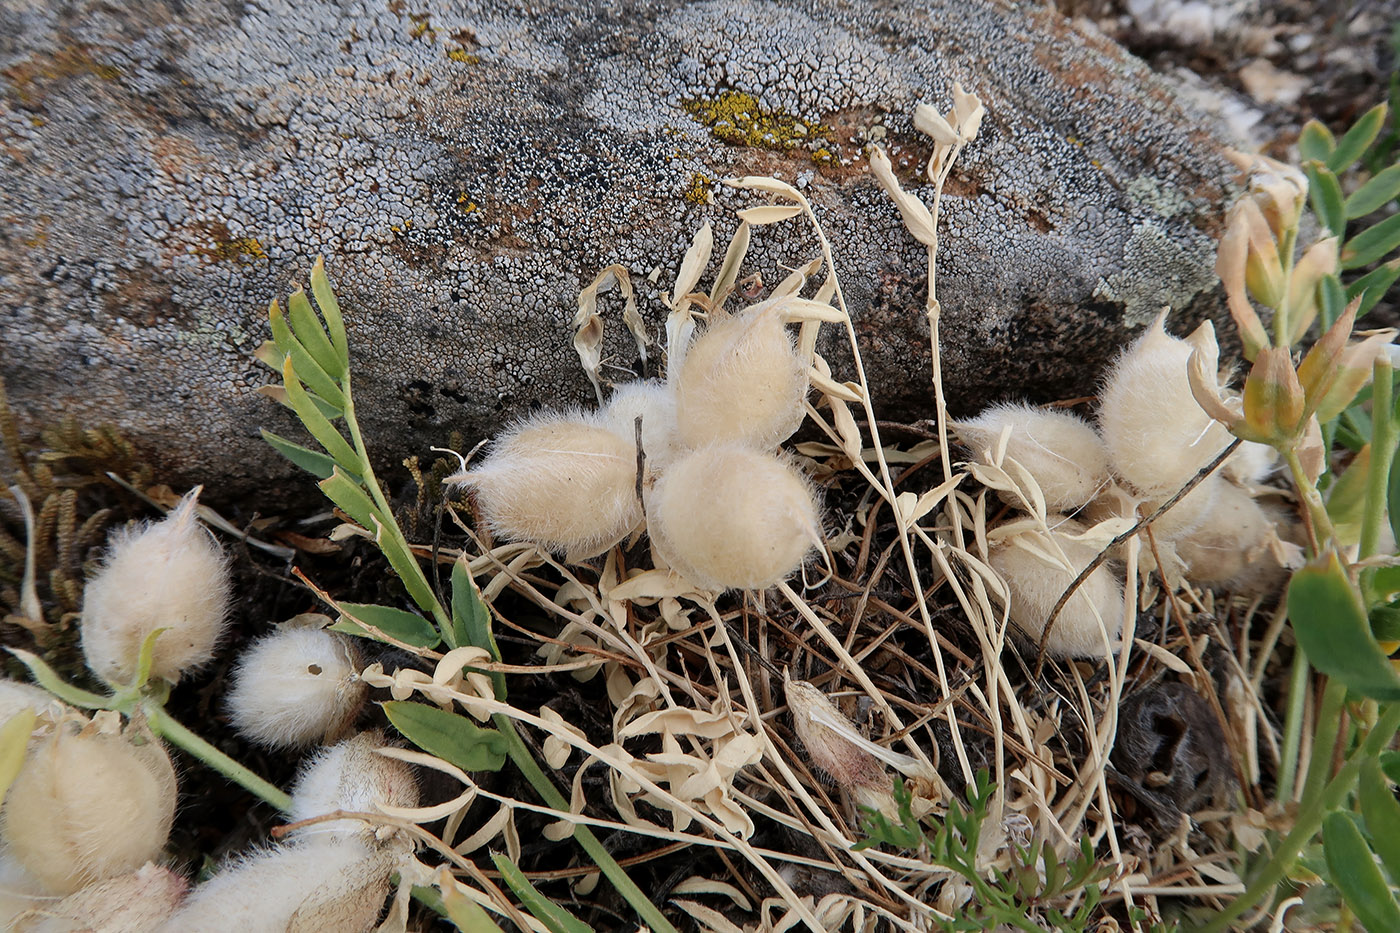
left=1360, top=357, right=1396, bottom=602
left=1298, top=676, right=1346, bottom=813
left=1284, top=446, right=1337, bottom=553
left=341, top=375, right=456, bottom=641
left=1193, top=700, right=1400, bottom=933
left=147, top=703, right=293, bottom=812
left=493, top=713, right=680, bottom=933
left=1276, top=650, right=1311, bottom=802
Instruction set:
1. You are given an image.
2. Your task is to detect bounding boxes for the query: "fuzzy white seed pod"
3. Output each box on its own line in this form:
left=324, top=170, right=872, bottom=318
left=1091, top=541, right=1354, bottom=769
left=80, top=488, right=231, bottom=686
left=1177, top=482, right=1289, bottom=593
left=601, top=380, right=682, bottom=471
left=15, top=862, right=188, bottom=933
left=648, top=444, right=821, bottom=591
left=673, top=299, right=809, bottom=450
left=989, top=520, right=1124, bottom=659
left=452, top=411, right=642, bottom=559
left=1, top=724, right=177, bottom=895
left=785, top=678, right=885, bottom=793
left=1223, top=440, right=1279, bottom=487
left=158, top=838, right=391, bottom=933
left=287, top=732, right=418, bottom=840
left=0, top=680, right=68, bottom=729
left=954, top=403, right=1111, bottom=511
left=1098, top=315, right=1232, bottom=497
left=226, top=627, right=366, bottom=749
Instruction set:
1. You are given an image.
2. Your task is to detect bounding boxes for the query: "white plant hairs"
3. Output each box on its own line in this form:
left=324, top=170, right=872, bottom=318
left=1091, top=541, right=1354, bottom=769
left=226, top=626, right=366, bottom=749
left=452, top=409, right=643, bottom=559
left=954, top=403, right=1111, bottom=512
left=79, top=488, right=231, bottom=686
left=648, top=443, right=821, bottom=592
left=672, top=298, right=809, bottom=451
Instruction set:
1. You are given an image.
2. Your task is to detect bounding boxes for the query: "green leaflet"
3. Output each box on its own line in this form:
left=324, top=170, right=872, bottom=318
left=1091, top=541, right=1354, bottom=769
left=382, top=701, right=508, bottom=772
left=1287, top=551, right=1400, bottom=700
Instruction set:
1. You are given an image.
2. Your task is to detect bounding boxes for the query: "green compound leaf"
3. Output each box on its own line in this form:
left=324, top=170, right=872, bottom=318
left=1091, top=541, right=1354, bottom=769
left=270, top=303, right=347, bottom=413
left=261, top=429, right=338, bottom=480
left=1343, top=213, right=1400, bottom=270
left=283, top=359, right=359, bottom=471
left=1306, top=162, right=1348, bottom=240
left=1300, top=119, right=1337, bottom=163
left=1288, top=551, right=1400, bottom=700
left=286, top=287, right=346, bottom=381
left=1347, top=164, right=1400, bottom=219
left=382, top=701, right=507, bottom=772
left=333, top=602, right=441, bottom=649
left=1329, top=103, right=1390, bottom=173
left=1360, top=756, right=1400, bottom=884
left=1324, top=809, right=1400, bottom=932
left=451, top=560, right=506, bottom=699
left=1349, top=260, right=1400, bottom=319
left=491, top=852, right=593, bottom=933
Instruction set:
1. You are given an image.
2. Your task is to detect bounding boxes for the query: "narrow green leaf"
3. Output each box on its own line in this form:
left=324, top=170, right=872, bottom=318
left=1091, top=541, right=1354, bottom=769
left=310, top=256, right=350, bottom=370
left=451, top=560, right=506, bottom=699
left=1361, top=757, right=1400, bottom=884
left=1320, top=273, right=1348, bottom=329
left=1347, top=259, right=1400, bottom=318
left=382, top=701, right=508, bottom=772
left=1342, top=213, right=1400, bottom=270
left=286, top=287, right=345, bottom=380
left=1300, top=120, right=1337, bottom=163
left=261, top=429, right=338, bottom=480
left=1306, top=162, right=1347, bottom=240
left=268, top=298, right=297, bottom=359
left=319, top=468, right=380, bottom=531
left=1329, top=103, right=1390, bottom=172
left=270, top=302, right=347, bottom=413
left=334, top=602, right=441, bottom=649
left=1384, top=751, right=1400, bottom=785
left=0, top=708, right=36, bottom=807
left=1324, top=809, right=1400, bottom=932
left=6, top=649, right=112, bottom=709
left=441, top=884, right=506, bottom=932
left=133, top=625, right=169, bottom=689
left=1346, top=164, right=1400, bottom=218
left=491, top=853, right=593, bottom=933
left=1371, top=606, right=1400, bottom=644
left=370, top=516, right=441, bottom=620
left=1288, top=551, right=1400, bottom=700
left=284, top=360, right=361, bottom=471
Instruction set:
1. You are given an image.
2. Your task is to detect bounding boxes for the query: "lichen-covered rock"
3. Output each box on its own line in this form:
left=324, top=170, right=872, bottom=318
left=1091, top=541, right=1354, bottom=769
left=0, top=0, right=1238, bottom=497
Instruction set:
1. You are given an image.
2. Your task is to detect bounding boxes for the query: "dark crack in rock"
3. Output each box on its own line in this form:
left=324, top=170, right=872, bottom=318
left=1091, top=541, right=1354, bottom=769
left=1, top=0, right=1242, bottom=499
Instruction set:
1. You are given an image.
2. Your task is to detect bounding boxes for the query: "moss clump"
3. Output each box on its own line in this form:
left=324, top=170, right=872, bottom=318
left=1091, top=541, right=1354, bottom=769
left=682, top=91, right=829, bottom=152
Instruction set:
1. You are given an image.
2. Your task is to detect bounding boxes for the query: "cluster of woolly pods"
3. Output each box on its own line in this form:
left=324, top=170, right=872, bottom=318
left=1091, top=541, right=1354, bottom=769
left=958, top=313, right=1293, bottom=656
left=455, top=293, right=823, bottom=591
left=79, top=487, right=232, bottom=686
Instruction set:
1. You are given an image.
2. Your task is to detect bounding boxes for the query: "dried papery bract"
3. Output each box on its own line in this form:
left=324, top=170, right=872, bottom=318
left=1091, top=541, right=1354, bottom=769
left=784, top=675, right=913, bottom=814
left=451, top=410, right=642, bottom=559
left=226, top=627, right=366, bottom=749
left=954, top=404, right=1110, bottom=511
left=287, top=732, right=419, bottom=840
left=79, top=487, right=231, bottom=686
left=672, top=298, right=809, bottom=450
left=648, top=444, right=820, bottom=592
left=989, top=521, right=1123, bottom=659
left=15, top=862, right=188, bottom=933
left=1099, top=314, right=1233, bottom=497
left=1, top=723, right=177, bottom=895
left=158, top=838, right=392, bottom=933
left=601, top=379, right=680, bottom=471
left=0, top=679, right=68, bottom=728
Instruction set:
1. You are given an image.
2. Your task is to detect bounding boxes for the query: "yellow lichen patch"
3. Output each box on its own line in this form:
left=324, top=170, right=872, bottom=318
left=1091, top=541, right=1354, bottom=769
left=682, top=91, right=830, bottom=152
left=196, top=225, right=268, bottom=262
left=681, top=172, right=713, bottom=205
left=810, top=147, right=836, bottom=165
left=446, top=48, right=480, bottom=64
left=456, top=192, right=478, bottom=213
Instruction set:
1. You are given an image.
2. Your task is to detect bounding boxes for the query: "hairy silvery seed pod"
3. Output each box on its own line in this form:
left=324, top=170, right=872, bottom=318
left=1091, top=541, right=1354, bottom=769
left=785, top=677, right=885, bottom=792
left=1177, top=482, right=1288, bottom=594
left=648, top=444, right=820, bottom=591
left=451, top=410, right=641, bottom=559
left=1, top=724, right=177, bottom=894
left=1098, top=315, right=1232, bottom=497
left=287, top=732, right=418, bottom=840
left=80, top=488, right=231, bottom=686
left=673, top=299, right=808, bottom=450
left=601, top=380, right=681, bottom=471
left=14, top=862, right=188, bottom=933
left=226, top=627, right=366, bottom=749
left=989, top=520, right=1124, bottom=658
left=158, top=839, right=391, bottom=933
left=954, top=403, right=1110, bottom=511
